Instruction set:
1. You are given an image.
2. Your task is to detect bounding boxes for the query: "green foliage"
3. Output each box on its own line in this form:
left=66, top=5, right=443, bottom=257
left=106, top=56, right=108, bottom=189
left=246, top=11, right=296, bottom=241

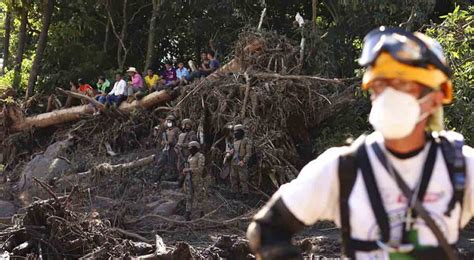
left=426, top=6, right=474, bottom=144
left=0, top=56, right=32, bottom=96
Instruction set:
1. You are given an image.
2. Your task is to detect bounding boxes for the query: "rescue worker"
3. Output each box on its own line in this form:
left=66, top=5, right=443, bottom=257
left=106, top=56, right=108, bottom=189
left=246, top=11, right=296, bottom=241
left=247, top=27, right=474, bottom=260
left=176, top=118, right=198, bottom=184
left=159, top=115, right=181, bottom=180
left=226, top=124, right=253, bottom=196
left=183, top=141, right=206, bottom=221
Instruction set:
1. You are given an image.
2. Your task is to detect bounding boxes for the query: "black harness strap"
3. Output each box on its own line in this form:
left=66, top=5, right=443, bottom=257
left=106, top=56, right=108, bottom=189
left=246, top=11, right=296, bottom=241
left=416, top=141, right=438, bottom=204
left=438, top=135, right=466, bottom=217
left=338, top=136, right=365, bottom=258
left=357, top=143, right=391, bottom=243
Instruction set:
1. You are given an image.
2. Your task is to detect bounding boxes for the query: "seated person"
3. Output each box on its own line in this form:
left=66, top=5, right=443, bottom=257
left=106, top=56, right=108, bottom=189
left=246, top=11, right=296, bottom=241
left=95, top=76, right=111, bottom=100
left=125, top=67, right=144, bottom=103
left=78, top=78, right=94, bottom=96
left=64, top=80, right=80, bottom=108
left=199, top=52, right=210, bottom=71
left=145, top=67, right=161, bottom=92
left=99, top=72, right=126, bottom=107
left=205, top=50, right=221, bottom=76
left=161, top=62, right=178, bottom=87
left=176, top=62, right=190, bottom=85
left=186, top=51, right=220, bottom=81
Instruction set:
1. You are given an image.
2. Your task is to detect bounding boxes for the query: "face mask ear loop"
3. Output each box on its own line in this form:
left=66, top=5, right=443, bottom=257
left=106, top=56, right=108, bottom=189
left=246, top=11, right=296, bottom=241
left=417, top=94, right=436, bottom=123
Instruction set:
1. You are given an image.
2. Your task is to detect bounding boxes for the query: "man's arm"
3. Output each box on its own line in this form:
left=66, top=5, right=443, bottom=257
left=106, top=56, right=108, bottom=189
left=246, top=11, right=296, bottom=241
left=247, top=147, right=343, bottom=259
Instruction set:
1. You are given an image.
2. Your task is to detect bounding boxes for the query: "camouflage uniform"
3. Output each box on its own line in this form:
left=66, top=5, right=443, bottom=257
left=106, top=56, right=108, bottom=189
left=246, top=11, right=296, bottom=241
left=161, top=126, right=181, bottom=178
left=176, top=130, right=198, bottom=173
left=184, top=151, right=206, bottom=213
left=230, top=137, right=252, bottom=194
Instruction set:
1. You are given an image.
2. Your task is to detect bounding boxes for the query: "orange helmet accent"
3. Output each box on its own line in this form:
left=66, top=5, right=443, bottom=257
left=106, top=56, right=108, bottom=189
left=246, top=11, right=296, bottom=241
left=362, top=52, right=453, bottom=104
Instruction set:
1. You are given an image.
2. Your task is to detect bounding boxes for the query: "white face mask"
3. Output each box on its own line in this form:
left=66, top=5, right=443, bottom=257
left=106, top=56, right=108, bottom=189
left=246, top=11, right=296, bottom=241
left=166, top=122, right=173, bottom=128
left=369, top=88, right=430, bottom=140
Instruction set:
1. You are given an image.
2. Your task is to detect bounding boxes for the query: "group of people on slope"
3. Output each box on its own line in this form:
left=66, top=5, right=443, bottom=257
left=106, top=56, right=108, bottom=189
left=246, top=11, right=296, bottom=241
left=47, top=50, right=220, bottom=112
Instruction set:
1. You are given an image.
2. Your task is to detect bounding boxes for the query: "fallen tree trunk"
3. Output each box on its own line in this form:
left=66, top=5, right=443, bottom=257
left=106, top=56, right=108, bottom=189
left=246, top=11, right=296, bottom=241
left=57, top=88, right=105, bottom=110
left=57, top=155, right=156, bottom=186
left=10, top=90, right=172, bottom=131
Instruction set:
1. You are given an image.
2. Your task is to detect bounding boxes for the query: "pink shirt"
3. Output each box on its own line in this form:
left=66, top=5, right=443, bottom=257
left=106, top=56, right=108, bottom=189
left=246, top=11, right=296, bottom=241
left=131, top=73, right=144, bottom=89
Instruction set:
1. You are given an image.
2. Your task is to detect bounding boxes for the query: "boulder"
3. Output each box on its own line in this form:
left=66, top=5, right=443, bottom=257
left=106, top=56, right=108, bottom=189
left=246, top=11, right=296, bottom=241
left=152, top=201, right=179, bottom=216
left=17, top=140, right=72, bottom=192
left=0, top=200, right=16, bottom=218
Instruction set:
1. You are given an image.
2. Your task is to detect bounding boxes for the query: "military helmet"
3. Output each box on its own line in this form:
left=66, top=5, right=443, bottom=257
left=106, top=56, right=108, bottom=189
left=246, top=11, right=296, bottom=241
left=188, top=141, right=200, bottom=149
left=166, top=114, right=176, bottom=121
left=233, top=124, right=245, bottom=131
left=182, top=118, right=193, bottom=126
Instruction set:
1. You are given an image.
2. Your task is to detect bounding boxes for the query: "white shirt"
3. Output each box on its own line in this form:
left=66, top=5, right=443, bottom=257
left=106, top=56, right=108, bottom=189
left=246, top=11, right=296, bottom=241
left=275, top=131, right=474, bottom=259
left=109, top=79, right=126, bottom=96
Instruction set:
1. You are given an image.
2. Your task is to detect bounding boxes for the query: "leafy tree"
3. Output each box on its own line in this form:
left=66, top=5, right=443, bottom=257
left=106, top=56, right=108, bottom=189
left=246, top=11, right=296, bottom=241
left=427, top=6, right=474, bottom=144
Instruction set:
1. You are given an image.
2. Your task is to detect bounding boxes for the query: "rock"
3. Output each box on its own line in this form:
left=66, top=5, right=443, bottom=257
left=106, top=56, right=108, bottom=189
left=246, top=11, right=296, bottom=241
left=48, top=158, right=70, bottom=179
left=0, top=200, right=16, bottom=218
left=17, top=140, right=72, bottom=193
left=152, top=200, right=179, bottom=216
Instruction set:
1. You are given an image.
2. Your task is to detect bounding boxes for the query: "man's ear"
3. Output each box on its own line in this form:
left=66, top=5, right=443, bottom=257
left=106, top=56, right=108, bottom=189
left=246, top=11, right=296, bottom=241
left=432, top=90, right=444, bottom=107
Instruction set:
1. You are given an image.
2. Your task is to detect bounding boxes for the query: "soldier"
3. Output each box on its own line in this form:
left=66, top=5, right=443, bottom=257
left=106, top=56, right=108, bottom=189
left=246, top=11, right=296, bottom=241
left=159, top=115, right=181, bottom=180
left=220, top=123, right=234, bottom=182
left=182, top=141, right=206, bottom=221
left=176, top=118, right=198, bottom=185
left=226, top=124, right=252, bottom=196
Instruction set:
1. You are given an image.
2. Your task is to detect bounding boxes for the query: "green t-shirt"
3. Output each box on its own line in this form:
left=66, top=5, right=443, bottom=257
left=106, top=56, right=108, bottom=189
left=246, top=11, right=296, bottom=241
left=97, top=79, right=111, bottom=93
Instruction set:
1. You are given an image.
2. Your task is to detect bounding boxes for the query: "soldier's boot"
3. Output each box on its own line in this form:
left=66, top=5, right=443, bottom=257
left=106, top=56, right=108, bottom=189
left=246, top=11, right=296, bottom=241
left=185, top=211, right=191, bottom=221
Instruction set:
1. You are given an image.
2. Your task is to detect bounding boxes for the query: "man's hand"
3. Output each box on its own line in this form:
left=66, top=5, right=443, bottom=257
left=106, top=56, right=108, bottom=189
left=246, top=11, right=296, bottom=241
left=238, top=161, right=245, bottom=167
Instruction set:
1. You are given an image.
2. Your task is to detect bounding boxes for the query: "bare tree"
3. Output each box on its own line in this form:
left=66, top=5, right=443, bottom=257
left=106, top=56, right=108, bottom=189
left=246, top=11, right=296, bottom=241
left=106, top=0, right=130, bottom=70
left=312, top=0, right=318, bottom=32
left=26, top=0, right=55, bottom=99
left=144, top=0, right=162, bottom=71
left=2, top=9, right=13, bottom=74
left=103, top=18, right=110, bottom=53
left=12, top=0, right=30, bottom=91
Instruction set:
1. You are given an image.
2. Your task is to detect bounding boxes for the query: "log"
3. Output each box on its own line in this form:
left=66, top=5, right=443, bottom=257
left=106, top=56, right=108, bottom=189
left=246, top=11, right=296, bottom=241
left=56, top=88, right=105, bottom=110
left=10, top=90, right=172, bottom=131
left=77, top=154, right=156, bottom=176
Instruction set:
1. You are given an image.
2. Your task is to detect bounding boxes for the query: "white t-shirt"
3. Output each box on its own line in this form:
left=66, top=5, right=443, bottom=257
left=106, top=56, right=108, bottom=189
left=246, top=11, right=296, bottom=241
left=275, top=131, right=474, bottom=259
left=109, top=79, right=126, bottom=96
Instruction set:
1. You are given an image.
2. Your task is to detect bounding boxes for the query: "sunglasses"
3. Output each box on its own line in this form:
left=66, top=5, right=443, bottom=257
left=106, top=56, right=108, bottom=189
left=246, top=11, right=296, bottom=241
left=359, top=27, right=451, bottom=77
